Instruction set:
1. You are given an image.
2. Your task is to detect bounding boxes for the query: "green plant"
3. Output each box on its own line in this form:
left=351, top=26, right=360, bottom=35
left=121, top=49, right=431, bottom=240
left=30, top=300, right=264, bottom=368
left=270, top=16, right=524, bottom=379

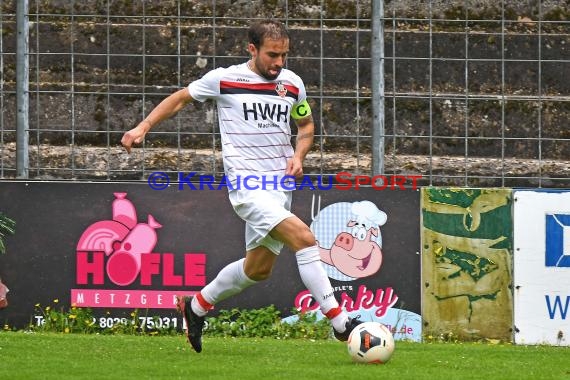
left=26, top=301, right=332, bottom=340
left=275, top=309, right=332, bottom=340
left=30, top=300, right=177, bottom=336
left=32, top=300, right=98, bottom=334
left=205, top=305, right=281, bottom=338
left=204, top=305, right=332, bottom=340
left=0, top=212, right=15, bottom=255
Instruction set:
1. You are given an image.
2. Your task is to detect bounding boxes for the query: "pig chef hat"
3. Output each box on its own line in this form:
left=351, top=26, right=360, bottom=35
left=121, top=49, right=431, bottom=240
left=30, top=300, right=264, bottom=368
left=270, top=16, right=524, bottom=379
left=351, top=200, right=387, bottom=227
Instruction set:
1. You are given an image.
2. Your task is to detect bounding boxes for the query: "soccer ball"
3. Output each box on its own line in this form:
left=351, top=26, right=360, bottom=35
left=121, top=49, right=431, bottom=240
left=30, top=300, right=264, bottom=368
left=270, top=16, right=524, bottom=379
left=347, top=321, right=395, bottom=364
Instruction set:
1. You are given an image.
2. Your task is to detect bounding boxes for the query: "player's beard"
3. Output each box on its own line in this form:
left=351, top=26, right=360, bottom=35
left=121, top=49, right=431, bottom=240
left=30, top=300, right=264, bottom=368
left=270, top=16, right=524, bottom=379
left=253, top=58, right=282, bottom=80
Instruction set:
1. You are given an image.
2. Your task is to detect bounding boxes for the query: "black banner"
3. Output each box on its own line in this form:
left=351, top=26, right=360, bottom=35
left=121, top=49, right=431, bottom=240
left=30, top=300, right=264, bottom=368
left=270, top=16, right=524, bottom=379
left=0, top=181, right=421, bottom=340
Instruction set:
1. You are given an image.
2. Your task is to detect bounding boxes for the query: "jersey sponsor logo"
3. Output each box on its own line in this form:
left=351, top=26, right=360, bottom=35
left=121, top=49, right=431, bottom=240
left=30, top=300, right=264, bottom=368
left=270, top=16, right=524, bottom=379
left=242, top=102, right=290, bottom=123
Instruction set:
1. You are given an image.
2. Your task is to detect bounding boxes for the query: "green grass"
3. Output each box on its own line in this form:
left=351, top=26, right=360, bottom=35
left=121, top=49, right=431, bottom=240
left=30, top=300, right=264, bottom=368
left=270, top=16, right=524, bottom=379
left=0, top=332, right=569, bottom=380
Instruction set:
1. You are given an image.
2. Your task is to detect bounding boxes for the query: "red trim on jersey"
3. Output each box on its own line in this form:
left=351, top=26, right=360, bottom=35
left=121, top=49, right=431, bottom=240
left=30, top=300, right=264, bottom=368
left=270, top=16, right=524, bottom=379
left=324, top=306, right=343, bottom=320
left=196, top=292, right=214, bottom=311
left=220, top=80, right=299, bottom=96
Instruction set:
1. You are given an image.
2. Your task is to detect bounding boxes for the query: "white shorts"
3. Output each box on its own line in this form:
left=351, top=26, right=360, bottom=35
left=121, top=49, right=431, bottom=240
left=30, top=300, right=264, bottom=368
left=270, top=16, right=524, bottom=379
left=228, top=189, right=294, bottom=255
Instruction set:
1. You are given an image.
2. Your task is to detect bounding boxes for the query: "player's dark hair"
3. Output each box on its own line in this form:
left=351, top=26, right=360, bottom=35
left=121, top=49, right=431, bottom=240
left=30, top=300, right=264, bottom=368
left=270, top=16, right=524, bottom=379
left=248, top=19, right=290, bottom=49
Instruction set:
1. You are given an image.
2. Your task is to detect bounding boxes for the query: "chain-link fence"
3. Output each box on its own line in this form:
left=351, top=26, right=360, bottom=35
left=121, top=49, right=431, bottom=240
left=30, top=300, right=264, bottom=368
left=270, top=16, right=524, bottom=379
left=0, top=1, right=568, bottom=187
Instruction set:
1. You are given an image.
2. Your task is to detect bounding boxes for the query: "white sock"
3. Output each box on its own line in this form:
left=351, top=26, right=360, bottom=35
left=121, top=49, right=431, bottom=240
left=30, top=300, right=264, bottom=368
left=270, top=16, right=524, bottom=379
left=296, top=245, right=348, bottom=331
left=330, top=313, right=349, bottom=333
left=191, top=258, right=256, bottom=317
left=190, top=296, right=209, bottom=317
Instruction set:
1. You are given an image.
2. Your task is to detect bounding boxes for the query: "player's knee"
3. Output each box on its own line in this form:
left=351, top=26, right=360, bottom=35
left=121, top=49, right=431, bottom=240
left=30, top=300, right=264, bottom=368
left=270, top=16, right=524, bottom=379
left=297, top=227, right=317, bottom=248
left=246, top=266, right=273, bottom=281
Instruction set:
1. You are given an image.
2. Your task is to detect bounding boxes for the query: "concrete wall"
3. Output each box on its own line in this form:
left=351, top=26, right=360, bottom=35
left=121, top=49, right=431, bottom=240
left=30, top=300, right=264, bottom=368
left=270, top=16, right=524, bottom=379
left=1, top=0, right=569, bottom=159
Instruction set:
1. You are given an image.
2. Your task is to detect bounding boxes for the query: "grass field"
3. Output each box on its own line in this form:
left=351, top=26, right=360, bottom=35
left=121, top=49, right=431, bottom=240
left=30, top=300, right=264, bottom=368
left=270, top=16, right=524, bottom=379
left=0, top=332, right=568, bottom=380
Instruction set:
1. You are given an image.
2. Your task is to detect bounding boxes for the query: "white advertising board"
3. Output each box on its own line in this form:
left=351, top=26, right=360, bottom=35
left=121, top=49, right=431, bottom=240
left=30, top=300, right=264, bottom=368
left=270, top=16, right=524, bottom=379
left=513, top=190, right=570, bottom=345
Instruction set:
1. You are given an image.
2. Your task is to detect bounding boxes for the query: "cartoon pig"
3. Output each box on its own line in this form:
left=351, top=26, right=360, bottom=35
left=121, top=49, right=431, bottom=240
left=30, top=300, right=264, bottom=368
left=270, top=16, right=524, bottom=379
left=318, top=201, right=387, bottom=279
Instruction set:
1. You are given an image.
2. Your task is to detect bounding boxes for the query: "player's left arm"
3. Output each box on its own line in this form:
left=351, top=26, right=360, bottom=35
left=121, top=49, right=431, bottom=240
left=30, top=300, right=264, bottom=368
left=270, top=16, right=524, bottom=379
left=286, top=99, right=314, bottom=177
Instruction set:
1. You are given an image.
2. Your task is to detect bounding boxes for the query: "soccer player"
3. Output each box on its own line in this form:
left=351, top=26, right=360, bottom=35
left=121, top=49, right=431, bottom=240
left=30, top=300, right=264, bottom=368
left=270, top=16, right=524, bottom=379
left=121, top=19, right=362, bottom=353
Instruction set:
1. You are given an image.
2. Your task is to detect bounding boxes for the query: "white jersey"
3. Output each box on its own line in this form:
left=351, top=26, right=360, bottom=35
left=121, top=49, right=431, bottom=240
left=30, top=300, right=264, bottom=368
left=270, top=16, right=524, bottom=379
left=188, top=63, right=307, bottom=189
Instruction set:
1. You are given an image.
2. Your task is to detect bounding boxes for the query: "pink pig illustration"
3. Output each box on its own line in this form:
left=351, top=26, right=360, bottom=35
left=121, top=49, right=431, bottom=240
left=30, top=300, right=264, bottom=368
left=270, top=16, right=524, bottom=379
left=106, top=215, right=162, bottom=286
left=76, top=193, right=161, bottom=286
left=76, top=220, right=130, bottom=255
left=112, top=192, right=137, bottom=229
left=318, top=201, right=387, bottom=279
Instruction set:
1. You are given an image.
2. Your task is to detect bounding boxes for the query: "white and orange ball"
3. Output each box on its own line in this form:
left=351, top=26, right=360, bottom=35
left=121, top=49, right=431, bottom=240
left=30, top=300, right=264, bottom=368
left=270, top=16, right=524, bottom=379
left=347, top=322, right=395, bottom=364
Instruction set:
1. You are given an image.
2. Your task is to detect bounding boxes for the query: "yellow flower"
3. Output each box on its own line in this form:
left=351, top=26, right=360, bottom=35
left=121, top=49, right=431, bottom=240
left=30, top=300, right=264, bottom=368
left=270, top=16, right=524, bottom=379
left=64, top=327, right=70, bottom=333
left=45, top=306, right=51, bottom=311
left=53, top=299, right=59, bottom=303
left=35, top=303, right=40, bottom=307
left=69, top=315, right=77, bottom=319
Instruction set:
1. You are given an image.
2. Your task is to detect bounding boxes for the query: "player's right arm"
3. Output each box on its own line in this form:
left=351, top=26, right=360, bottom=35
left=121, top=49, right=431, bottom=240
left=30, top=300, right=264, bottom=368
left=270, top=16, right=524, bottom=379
left=121, top=88, right=193, bottom=153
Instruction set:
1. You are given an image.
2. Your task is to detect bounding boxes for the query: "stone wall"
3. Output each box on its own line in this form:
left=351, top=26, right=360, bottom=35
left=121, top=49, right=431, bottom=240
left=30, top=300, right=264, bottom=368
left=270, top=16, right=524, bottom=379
left=0, top=0, right=569, bottom=160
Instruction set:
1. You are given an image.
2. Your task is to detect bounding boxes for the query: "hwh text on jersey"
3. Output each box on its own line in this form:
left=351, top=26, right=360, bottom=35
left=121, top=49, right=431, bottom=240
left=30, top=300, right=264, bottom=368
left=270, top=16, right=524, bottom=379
left=243, top=102, right=290, bottom=124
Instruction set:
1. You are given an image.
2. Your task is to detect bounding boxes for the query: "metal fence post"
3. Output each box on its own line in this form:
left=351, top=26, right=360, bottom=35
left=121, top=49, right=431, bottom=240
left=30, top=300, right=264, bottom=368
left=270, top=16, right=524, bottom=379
left=16, top=0, right=29, bottom=179
left=371, top=0, right=385, bottom=176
